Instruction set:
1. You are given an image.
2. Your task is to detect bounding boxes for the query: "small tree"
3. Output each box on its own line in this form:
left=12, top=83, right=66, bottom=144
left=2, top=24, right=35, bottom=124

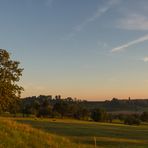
left=91, top=108, right=108, bottom=122
left=37, top=99, right=52, bottom=117
left=74, top=108, right=90, bottom=120
left=0, top=49, right=23, bottom=111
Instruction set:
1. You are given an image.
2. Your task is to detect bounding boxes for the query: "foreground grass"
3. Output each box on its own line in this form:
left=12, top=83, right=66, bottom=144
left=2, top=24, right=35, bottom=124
left=0, top=117, right=89, bottom=148
left=0, top=117, right=148, bottom=148
left=17, top=118, right=148, bottom=148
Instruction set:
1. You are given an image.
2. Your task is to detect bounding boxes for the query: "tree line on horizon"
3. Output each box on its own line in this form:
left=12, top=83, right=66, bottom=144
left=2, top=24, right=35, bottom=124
left=22, top=95, right=148, bottom=125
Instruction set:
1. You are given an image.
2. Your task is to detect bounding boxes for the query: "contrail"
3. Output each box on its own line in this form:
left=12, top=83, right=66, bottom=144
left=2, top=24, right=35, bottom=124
left=111, top=34, right=148, bottom=52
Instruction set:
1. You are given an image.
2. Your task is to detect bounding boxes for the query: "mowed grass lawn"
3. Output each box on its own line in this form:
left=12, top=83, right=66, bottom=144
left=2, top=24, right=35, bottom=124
left=15, top=118, right=148, bottom=148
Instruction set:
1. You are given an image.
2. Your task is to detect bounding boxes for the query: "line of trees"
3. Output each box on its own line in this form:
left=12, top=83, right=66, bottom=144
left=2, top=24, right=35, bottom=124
left=20, top=96, right=111, bottom=122
left=19, top=96, right=148, bottom=125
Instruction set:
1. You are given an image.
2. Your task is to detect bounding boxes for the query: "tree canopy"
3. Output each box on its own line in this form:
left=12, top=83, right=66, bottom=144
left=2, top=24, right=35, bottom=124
left=0, top=49, right=23, bottom=111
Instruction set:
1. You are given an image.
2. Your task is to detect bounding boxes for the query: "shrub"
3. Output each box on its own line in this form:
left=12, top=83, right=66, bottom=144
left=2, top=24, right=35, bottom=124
left=124, top=116, right=141, bottom=125
left=141, top=112, right=148, bottom=122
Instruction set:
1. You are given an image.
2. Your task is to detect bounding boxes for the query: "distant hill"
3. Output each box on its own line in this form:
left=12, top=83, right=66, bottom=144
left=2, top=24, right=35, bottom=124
left=81, top=98, right=148, bottom=112
left=21, top=96, right=148, bottom=113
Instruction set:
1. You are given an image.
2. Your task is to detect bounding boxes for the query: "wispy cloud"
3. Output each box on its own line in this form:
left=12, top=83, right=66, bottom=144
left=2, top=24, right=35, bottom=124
left=75, top=0, right=119, bottom=31
left=117, top=14, right=148, bottom=30
left=142, top=57, right=148, bottom=62
left=77, top=0, right=120, bottom=30
left=63, top=0, right=120, bottom=40
left=111, top=34, right=148, bottom=52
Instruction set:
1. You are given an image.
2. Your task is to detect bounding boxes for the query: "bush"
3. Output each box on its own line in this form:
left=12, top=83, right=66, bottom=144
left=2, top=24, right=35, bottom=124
left=118, top=114, right=127, bottom=121
left=141, top=112, right=148, bottom=122
left=124, top=116, right=141, bottom=125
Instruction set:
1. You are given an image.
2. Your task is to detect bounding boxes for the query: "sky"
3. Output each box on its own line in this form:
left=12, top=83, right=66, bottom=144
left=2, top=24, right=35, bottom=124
left=1, top=0, right=148, bottom=100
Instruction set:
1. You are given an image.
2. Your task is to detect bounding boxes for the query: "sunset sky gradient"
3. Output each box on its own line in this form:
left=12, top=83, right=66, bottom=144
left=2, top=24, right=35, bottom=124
left=1, top=0, right=148, bottom=100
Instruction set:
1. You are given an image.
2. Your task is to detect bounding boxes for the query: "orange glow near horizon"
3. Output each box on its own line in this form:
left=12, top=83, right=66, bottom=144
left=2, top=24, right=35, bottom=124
left=21, top=87, right=148, bottom=101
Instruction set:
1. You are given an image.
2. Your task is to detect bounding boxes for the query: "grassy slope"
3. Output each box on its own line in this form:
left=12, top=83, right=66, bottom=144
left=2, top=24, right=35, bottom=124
left=0, top=117, right=148, bottom=148
left=0, top=117, right=88, bottom=148
left=16, top=118, right=148, bottom=148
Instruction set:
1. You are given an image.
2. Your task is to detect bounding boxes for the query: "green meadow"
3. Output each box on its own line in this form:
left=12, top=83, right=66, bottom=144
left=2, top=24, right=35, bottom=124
left=0, top=117, right=148, bottom=148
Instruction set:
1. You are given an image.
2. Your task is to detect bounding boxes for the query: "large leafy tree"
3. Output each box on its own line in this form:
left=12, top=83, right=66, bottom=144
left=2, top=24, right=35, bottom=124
left=0, top=49, right=24, bottom=111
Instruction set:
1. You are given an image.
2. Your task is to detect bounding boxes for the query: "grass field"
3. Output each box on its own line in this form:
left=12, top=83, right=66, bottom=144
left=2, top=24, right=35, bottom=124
left=0, top=117, right=148, bottom=148
left=0, top=117, right=88, bottom=148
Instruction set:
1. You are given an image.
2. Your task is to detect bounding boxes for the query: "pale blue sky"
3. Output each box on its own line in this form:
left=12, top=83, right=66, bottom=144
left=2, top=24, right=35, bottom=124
left=1, top=0, right=148, bottom=100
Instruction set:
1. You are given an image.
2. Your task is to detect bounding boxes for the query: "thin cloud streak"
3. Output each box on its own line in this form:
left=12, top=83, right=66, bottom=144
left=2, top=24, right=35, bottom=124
left=111, top=34, right=148, bottom=52
left=75, top=0, right=120, bottom=31
left=75, top=5, right=110, bottom=31
left=63, top=0, right=120, bottom=40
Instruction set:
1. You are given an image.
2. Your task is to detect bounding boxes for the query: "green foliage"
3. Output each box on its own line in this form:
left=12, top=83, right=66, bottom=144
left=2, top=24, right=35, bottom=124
left=118, top=114, right=127, bottom=121
left=91, top=108, right=108, bottom=122
left=53, top=101, right=69, bottom=117
left=141, top=112, right=148, bottom=122
left=37, top=105, right=52, bottom=117
left=74, top=108, right=90, bottom=120
left=124, top=116, right=141, bottom=125
left=8, top=100, right=20, bottom=116
left=0, top=49, right=23, bottom=111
